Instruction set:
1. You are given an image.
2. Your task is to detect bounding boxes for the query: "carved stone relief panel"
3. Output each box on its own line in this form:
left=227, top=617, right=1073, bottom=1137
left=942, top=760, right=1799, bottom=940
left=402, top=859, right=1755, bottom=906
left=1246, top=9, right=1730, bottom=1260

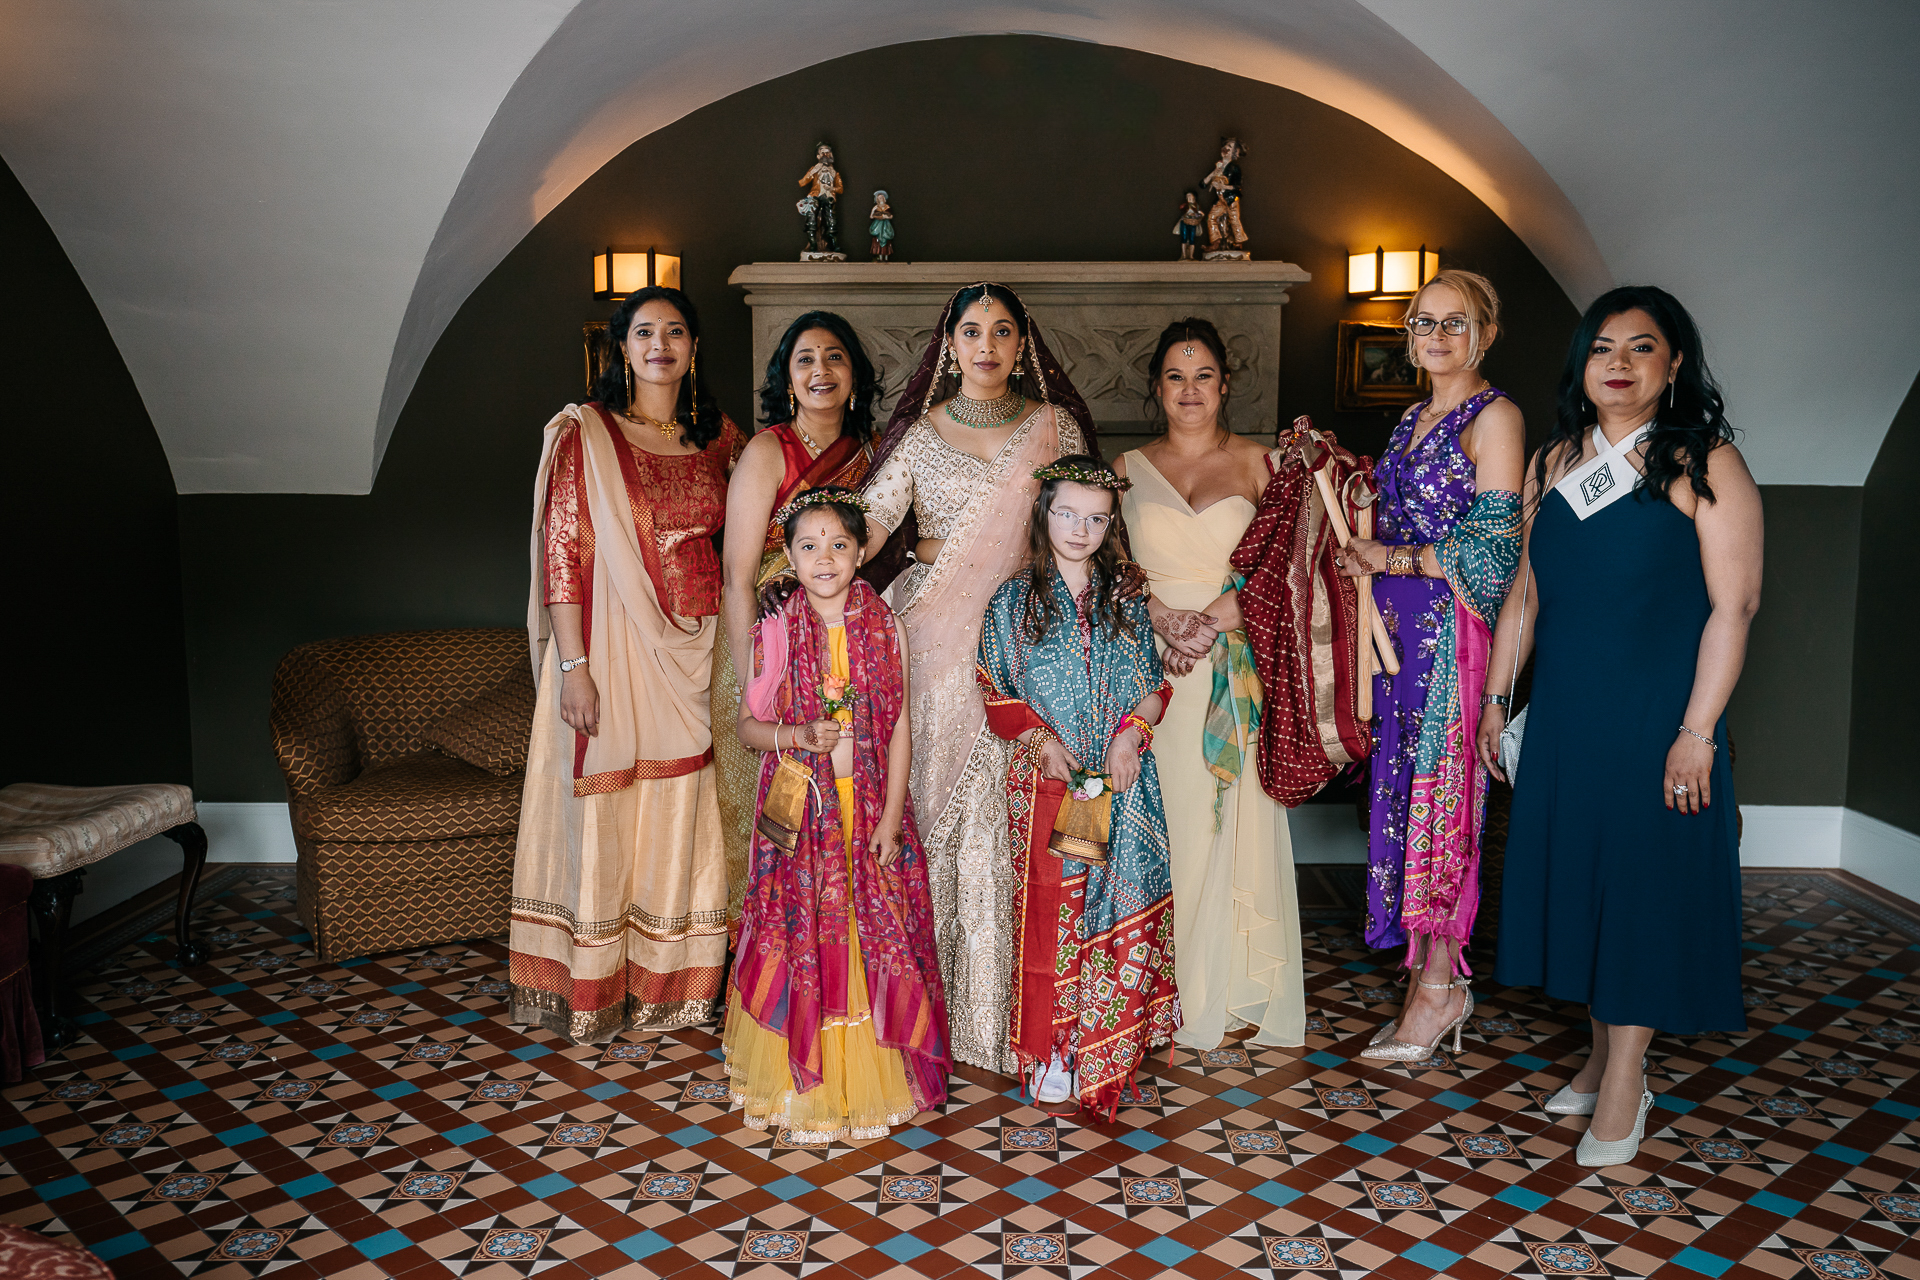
left=729, top=262, right=1309, bottom=437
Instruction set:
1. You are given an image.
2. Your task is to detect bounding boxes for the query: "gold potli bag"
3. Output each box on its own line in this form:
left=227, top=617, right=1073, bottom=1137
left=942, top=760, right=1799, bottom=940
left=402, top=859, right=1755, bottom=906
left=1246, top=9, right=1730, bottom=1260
left=1048, top=790, right=1111, bottom=865
left=756, top=751, right=823, bottom=853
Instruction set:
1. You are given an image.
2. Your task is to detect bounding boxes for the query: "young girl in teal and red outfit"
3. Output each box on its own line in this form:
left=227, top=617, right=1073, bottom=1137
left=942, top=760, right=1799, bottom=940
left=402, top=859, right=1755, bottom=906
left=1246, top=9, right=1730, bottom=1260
left=977, top=456, right=1181, bottom=1116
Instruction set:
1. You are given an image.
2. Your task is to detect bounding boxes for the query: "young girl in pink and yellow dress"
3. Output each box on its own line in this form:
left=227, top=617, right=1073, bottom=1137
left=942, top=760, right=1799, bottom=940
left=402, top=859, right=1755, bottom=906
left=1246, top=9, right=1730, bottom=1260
left=723, top=487, right=949, bottom=1142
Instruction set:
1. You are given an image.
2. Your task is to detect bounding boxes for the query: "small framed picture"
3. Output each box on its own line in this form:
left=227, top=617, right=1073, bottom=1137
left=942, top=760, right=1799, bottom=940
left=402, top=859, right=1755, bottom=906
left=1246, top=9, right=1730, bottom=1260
left=583, top=322, right=612, bottom=395
left=1336, top=321, right=1430, bottom=411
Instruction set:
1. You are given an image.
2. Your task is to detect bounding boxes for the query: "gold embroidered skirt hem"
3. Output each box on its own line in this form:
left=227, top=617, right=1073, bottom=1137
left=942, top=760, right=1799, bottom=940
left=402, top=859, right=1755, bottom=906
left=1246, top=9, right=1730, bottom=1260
left=509, top=767, right=728, bottom=1046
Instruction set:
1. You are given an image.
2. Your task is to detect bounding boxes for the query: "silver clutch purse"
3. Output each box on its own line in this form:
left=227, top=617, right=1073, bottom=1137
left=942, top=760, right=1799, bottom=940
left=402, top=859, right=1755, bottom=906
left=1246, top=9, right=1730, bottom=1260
left=1496, top=566, right=1530, bottom=785
left=1498, top=705, right=1527, bottom=785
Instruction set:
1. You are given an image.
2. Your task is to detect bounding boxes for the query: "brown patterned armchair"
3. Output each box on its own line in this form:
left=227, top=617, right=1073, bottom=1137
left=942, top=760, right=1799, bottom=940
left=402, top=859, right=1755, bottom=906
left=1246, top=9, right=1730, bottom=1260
left=269, top=629, right=533, bottom=962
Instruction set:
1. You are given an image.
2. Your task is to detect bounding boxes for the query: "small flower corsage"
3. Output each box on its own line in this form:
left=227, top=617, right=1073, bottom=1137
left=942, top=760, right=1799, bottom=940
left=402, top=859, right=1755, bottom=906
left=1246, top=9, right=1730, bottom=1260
left=1067, top=765, right=1111, bottom=802
left=819, top=674, right=857, bottom=726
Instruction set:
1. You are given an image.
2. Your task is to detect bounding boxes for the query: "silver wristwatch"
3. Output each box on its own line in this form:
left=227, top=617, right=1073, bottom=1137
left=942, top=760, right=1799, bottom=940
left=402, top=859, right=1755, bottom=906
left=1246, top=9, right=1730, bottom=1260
left=559, top=655, right=589, bottom=674
left=1481, top=692, right=1510, bottom=708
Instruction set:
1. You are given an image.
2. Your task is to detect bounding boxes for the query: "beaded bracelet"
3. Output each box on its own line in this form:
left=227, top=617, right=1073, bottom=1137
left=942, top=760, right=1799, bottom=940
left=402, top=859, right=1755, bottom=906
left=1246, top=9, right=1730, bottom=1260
left=1115, top=713, right=1154, bottom=751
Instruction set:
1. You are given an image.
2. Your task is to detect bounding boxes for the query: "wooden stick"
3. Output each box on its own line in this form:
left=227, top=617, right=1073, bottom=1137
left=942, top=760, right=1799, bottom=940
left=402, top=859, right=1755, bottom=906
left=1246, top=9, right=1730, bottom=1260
left=1314, top=466, right=1401, bottom=676
left=1354, top=500, right=1375, bottom=722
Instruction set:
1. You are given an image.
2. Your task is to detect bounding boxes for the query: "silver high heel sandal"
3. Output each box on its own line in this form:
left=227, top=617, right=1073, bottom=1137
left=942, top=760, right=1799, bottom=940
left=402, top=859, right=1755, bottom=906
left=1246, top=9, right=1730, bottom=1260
left=1576, top=1089, right=1654, bottom=1167
left=1358, top=979, right=1473, bottom=1061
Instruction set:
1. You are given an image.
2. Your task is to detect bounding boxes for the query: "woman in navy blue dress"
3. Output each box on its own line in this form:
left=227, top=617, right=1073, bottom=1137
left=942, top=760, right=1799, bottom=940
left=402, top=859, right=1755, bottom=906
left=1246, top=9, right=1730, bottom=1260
left=1478, top=286, right=1763, bottom=1167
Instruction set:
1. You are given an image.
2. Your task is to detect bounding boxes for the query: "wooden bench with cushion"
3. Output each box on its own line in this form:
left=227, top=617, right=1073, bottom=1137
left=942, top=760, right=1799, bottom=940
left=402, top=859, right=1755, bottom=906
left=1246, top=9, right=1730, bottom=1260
left=0, top=782, right=208, bottom=1049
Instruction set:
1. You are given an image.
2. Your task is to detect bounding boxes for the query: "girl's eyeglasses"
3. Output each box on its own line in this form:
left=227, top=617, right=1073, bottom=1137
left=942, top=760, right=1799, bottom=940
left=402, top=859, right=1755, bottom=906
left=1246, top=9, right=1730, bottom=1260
left=1048, top=509, right=1112, bottom=533
left=1406, top=317, right=1470, bottom=336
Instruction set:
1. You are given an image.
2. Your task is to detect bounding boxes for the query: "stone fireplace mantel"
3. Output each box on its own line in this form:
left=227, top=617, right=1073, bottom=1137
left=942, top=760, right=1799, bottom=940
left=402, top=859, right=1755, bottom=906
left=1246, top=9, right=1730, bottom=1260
left=728, top=261, right=1311, bottom=441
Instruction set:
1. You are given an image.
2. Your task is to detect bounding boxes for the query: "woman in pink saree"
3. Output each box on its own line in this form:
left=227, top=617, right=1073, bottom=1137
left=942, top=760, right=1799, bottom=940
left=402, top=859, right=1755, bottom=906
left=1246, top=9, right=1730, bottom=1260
left=860, top=283, right=1097, bottom=1073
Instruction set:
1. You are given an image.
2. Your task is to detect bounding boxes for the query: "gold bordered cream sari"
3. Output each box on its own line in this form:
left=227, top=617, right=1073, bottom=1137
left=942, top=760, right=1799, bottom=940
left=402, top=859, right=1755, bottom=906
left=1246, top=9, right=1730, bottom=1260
left=511, top=404, right=728, bottom=1042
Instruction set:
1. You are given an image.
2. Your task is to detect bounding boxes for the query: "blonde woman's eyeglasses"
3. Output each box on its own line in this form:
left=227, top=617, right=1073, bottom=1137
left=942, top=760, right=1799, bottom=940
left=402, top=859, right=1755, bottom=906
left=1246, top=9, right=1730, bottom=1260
left=1406, top=317, right=1470, bottom=336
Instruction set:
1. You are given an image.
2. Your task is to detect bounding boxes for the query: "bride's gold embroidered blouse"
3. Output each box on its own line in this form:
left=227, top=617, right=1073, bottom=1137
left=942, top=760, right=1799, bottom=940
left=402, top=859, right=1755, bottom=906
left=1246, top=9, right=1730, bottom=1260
left=864, top=410, right=1085, bottom=538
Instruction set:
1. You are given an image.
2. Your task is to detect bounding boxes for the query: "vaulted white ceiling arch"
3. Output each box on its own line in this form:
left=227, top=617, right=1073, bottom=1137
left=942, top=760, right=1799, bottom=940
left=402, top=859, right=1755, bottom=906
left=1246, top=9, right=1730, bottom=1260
left=1, top=0, right=1913, bottom=492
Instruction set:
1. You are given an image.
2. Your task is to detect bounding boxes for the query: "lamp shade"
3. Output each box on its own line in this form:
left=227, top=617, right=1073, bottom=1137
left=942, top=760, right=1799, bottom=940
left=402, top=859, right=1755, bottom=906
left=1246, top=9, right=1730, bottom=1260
left=1347, top=246, right=1442, bottom=297
left=592, top=247, right=678, bottom=301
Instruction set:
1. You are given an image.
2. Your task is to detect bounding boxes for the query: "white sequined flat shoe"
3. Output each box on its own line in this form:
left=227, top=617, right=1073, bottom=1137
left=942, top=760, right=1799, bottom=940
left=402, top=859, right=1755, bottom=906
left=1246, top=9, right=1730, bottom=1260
left=1035, top=1055, right=1074, bottom=1105
left=1576, top=1090, right=1654, bottom=1167
left=1543, top=1083, right=1598, bottom=1115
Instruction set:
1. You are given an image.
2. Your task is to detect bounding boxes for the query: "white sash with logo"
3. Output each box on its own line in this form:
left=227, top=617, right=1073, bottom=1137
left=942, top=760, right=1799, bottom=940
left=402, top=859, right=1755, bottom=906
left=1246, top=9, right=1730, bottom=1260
left=1554, top=422, right=1652, bottom=520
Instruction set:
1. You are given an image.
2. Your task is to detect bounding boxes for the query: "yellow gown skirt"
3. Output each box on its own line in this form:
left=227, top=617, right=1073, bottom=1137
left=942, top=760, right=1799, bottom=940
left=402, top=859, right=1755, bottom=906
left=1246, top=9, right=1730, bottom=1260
left=722, top=627, right=917, bottom=1143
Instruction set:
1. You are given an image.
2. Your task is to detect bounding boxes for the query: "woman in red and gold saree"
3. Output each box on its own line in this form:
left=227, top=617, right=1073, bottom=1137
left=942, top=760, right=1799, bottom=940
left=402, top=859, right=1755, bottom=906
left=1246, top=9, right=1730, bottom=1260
left=715, top=313, right=881, bottom=935
left=725, top=495, right=948, bottom=1141
left=513, top=287, right=745, bottom=1043
left=860, top=282, right=1099, bottom=1074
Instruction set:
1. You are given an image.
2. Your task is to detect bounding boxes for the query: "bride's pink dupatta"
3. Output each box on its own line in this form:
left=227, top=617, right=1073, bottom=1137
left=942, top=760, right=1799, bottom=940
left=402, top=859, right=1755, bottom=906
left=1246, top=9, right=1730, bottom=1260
left=894, top=406, right=1065, bottom=823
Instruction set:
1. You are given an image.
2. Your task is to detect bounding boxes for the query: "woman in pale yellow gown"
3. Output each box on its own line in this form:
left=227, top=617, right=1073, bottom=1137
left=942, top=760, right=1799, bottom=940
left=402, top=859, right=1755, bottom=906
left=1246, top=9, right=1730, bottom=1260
left=1117, top=318, right=1306, bottom=1050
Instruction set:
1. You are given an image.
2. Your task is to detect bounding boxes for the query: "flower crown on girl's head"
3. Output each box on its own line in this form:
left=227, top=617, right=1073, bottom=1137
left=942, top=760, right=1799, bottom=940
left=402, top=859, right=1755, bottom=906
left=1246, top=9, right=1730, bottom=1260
left=1031, top=459, right=1132, bottom=492
left=774, top=486, right=872, bottom=525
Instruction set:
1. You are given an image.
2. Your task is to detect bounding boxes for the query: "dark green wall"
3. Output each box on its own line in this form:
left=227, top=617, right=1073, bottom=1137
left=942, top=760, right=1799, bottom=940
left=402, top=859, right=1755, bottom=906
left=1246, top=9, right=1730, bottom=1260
left=1732, top=487, right=1859, bottom=805
left=1847, top=370, right=1920, bottom=828
left=0, top=155, right=193, bottom=790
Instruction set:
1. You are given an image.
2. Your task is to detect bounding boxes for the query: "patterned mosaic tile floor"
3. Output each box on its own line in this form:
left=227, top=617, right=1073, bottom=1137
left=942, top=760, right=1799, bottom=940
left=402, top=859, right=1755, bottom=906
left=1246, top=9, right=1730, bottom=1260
left=2, top=870, right=1917, bottom=1280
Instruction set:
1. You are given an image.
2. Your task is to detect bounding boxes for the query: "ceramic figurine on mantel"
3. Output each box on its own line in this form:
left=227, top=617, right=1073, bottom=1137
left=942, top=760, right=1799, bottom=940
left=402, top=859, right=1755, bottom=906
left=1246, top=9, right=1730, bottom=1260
left=869, top=190, right=896, bottom=262
left=1172, top=191, right=1204, bottom=260
left=796, top=142, right=846, bottom=261
left=1201, top=136, right=1251, bottom=260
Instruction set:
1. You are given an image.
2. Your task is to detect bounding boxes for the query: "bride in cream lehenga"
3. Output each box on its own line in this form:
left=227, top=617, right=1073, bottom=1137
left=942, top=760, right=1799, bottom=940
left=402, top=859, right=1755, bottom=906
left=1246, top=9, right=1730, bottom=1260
left=858, top=283, right=1097, bottom=1074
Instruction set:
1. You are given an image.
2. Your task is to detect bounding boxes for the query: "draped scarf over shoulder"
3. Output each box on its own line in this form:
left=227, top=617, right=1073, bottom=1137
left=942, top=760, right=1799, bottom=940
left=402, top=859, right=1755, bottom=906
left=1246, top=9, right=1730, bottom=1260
left=759, top=425, right=875, bottom=570
left=730, top=580, right=950, bottom=1111
left=892, top=407, right=1066, bottom=825
left=527, top=403, right=716, bottom=790
left=1400, top=488, right=1523, bottom=969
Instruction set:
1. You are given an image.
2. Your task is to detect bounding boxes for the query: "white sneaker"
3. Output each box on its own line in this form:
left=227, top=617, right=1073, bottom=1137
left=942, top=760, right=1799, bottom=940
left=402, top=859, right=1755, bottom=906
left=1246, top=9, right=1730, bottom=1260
left=1035, top=1054, right=1075, bottom=1104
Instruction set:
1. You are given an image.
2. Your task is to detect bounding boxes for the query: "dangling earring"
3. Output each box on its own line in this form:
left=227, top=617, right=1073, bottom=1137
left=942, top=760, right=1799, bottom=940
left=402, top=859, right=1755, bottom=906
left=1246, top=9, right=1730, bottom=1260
left=1667, top=380, right=1676, bottom=410
left=624, top=352, right=635, bottom=406
left=788, top=388, right=796, bottom=418
left=689, top=347, right=699, bottom=429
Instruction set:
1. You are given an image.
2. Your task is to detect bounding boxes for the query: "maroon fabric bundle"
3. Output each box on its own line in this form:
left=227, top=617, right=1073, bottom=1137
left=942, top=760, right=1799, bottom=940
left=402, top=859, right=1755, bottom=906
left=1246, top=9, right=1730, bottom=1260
left=0, top=864, right=45, bottom=1084
left=1229, top=420, right=1374, bottom=806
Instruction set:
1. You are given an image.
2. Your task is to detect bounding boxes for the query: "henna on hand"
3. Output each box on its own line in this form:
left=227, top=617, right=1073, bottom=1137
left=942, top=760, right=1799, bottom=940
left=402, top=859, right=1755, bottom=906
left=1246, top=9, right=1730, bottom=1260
left=758, top=575, right=800, bottom=617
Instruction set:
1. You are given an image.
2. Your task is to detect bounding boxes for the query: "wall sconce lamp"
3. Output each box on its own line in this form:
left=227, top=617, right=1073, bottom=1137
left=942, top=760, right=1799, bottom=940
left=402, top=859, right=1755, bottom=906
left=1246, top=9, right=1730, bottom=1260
left=592, top=246, right=682, bottom=301
left=1347, top=246, right=1441, bottom=299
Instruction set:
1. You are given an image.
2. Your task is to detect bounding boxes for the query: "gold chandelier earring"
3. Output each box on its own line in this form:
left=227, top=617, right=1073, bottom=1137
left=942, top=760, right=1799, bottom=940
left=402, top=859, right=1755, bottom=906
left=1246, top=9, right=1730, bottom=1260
left=624, top=351, right=635, bottom=406
left=689, top=347, right=699, bottom=429
left=788, top=387, right=797, bottom=418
